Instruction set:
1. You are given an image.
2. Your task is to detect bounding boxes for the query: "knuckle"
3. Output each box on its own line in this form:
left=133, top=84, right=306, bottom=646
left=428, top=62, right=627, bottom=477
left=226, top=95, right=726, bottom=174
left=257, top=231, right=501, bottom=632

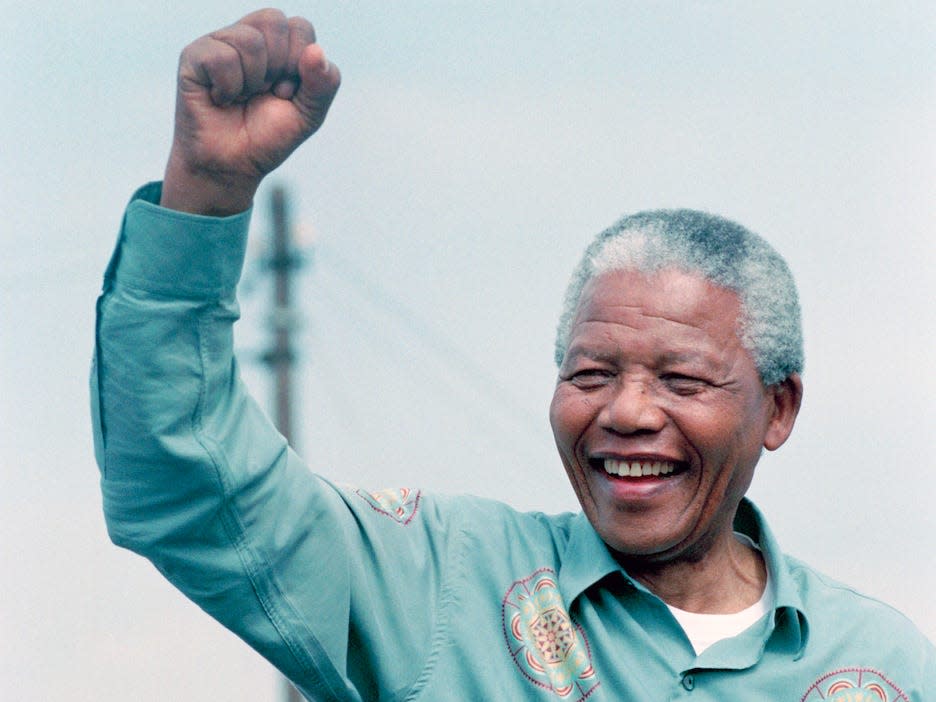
left=249, top=8, right=289, bottom=39
left=268, top=11, right=291, bottom=36
left=211, top=25, right=263, bottom=57
left=254, top=7, right=287, bottom=25
left=244, top=30, right=266, bottom=57
left=201, top=41, right=238, bottom=71
left=180, top=35, right=212, bottom=62
left=287, top=16, right=316, bottom=38
left=240, top=27, right=267, bottom=57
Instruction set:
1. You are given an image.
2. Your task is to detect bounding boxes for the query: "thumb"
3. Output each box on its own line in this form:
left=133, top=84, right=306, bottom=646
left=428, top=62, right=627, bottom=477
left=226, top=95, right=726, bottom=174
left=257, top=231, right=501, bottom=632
left=293, top=44, right=341, bottom=133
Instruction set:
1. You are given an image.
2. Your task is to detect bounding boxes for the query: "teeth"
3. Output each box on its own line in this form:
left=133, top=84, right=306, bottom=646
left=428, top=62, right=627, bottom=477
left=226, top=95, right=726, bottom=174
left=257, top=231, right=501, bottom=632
left=603, top=459, right=677, bottom=477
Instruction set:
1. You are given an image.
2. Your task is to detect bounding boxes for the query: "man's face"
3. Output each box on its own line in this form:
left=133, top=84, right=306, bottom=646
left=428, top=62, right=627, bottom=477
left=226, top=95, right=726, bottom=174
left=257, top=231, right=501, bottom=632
left=550, top=268, right=798, bottom=563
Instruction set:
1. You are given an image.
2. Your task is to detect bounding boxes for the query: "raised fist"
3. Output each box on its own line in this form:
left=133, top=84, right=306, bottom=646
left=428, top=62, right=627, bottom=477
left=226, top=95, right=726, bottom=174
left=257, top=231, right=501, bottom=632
left=160, top=9, right=341, bottom=215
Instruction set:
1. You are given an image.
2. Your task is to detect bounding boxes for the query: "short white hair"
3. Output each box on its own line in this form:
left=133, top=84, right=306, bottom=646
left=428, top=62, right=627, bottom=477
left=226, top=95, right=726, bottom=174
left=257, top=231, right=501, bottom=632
left=555, top=209, right=803, bottom=386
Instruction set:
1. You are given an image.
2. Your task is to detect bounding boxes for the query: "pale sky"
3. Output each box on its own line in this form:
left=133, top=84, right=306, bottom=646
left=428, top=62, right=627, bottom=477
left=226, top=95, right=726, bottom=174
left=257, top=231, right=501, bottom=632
left=2, top=2, right=934, bottom=700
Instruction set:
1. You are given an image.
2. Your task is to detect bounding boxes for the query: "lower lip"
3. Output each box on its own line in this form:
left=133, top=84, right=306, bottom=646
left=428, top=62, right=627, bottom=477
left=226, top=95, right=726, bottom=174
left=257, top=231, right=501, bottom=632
left=598, top=471, right=682, bottom=501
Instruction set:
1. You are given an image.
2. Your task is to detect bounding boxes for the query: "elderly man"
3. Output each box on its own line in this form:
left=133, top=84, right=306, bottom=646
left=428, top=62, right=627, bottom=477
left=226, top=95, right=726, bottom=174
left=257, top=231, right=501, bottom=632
left=91, top=9, right=934, bottom=701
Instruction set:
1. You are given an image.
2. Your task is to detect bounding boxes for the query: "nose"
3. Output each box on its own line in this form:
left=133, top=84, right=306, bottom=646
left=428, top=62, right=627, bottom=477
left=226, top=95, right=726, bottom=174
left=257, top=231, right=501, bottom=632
left=598, top=378, right=666, bottom=435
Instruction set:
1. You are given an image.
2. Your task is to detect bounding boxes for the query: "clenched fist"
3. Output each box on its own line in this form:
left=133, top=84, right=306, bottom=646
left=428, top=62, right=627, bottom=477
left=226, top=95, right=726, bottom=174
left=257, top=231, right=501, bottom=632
left=160, top=9, right=341, bottom=215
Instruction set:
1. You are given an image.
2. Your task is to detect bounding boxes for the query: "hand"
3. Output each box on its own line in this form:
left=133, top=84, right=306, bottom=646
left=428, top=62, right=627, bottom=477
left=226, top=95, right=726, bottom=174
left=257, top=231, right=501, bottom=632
left=160, top=9, right=341, bottom=215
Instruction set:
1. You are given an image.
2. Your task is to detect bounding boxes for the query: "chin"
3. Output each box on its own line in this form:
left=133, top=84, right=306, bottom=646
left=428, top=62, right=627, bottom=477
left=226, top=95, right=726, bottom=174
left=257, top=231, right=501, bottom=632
left=591, top=515, right=685, bottom=561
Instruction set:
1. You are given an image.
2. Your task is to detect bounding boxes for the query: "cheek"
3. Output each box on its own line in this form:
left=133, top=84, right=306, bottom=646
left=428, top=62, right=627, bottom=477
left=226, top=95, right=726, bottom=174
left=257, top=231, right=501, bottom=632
left=672, top=405, right=746, bottom=462
left=710, top=398, right=772, bottom=462
left=548, top=394, right=572, bottom=449
left=549, top=390, right=592, bottom=456
left=675, top=404, right=766, bottom=485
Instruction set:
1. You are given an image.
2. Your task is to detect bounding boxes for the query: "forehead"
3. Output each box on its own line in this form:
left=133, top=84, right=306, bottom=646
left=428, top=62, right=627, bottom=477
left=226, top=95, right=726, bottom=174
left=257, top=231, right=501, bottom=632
left=571, top=268, right=744, bottom=350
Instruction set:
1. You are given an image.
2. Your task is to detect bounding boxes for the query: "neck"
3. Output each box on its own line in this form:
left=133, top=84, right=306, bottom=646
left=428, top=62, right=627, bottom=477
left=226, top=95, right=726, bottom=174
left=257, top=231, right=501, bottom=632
left=620, top=531, right=767, bottom=614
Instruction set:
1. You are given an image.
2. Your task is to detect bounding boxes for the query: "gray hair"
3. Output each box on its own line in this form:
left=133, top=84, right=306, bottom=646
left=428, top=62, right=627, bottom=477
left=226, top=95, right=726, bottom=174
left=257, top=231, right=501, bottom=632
left=554, top=209, right=803, bottom=386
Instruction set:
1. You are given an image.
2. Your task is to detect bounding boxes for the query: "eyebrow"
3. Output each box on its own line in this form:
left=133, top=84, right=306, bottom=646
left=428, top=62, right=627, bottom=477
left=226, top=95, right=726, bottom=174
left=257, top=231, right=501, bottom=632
left=658, top=351, right=709, bottom=365
left=564, top=346, right=715, bottom=368
left=563, top=346, right=617, bottom=364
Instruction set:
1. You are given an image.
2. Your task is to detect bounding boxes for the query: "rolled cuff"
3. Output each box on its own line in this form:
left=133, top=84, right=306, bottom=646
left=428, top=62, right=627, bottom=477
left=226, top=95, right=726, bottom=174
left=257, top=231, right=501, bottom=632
left=105, top=181, right=252, bottom=299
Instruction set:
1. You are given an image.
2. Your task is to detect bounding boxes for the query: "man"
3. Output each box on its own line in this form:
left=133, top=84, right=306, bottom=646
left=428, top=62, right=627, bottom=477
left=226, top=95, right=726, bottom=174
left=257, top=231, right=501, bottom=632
left=92, top=9, right=934, bottom=701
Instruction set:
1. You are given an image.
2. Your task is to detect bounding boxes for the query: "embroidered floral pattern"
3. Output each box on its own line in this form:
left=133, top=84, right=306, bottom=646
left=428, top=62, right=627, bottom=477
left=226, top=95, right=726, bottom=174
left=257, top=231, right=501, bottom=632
left=502, top=568, right=599, bottom=700
left=355, top=487, right=421, bottom=525
left=800, top=667, right=909, bottom=702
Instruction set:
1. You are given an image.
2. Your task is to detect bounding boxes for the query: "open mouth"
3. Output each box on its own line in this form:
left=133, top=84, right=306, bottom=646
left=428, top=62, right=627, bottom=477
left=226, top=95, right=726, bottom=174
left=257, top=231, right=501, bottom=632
left=597, top=458, right=687, bottom=478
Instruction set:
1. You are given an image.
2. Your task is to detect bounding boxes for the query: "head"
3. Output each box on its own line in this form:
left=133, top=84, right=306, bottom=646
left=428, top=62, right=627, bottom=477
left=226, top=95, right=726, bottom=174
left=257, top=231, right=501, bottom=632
left=555, top=209, right=803, bottom=386
left=549, top=210, right=803, bottom=566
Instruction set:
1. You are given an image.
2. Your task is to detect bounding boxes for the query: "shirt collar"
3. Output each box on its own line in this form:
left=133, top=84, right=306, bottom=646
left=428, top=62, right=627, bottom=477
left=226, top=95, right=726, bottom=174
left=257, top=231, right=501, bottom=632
left=733, top=498, right=810, bottom=658
left=558, top=512, right=623, bottom=605
left=558, top=499, right=810, bottom=658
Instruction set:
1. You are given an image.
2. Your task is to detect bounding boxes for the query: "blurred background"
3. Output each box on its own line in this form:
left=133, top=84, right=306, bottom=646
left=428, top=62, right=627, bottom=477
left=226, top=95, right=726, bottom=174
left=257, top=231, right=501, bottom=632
left=2, top=1, right=933, bottom=699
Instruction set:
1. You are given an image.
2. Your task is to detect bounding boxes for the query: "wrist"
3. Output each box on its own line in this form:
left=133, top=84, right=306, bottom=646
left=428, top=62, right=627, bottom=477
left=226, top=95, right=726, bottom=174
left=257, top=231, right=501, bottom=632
left=160, top=152, right=260, bottom=217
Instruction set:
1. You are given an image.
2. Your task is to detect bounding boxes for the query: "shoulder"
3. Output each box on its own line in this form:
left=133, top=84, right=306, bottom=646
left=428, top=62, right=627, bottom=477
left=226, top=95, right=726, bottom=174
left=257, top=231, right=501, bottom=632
left=744, top=501, right=931, bottom=650
left=430, top=492, right=578, bottom=542
left=778, top=554, right=936, bottom=699
left=330, top=484, right=578, bottom=555
left=413, top=492, right=580, bottom=573
left=784, top=553, right=922, bottom=631
left=783, top=553, right=934, bottom=663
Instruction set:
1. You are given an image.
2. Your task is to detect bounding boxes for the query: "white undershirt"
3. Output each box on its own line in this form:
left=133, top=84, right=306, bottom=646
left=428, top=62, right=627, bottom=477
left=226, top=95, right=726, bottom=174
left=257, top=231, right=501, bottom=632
left=665, top=534, right=774, bottom=656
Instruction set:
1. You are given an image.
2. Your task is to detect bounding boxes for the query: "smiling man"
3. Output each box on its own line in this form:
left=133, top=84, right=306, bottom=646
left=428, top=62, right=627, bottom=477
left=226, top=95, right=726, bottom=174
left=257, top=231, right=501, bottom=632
left=91, top=9, right=934, bottom=701
left=550, top=213, right=804, bottom=624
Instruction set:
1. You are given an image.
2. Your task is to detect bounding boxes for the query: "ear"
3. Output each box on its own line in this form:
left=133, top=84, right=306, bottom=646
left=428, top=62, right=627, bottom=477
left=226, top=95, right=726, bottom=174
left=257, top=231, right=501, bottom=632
left=763, top=373, right=803, bottom=451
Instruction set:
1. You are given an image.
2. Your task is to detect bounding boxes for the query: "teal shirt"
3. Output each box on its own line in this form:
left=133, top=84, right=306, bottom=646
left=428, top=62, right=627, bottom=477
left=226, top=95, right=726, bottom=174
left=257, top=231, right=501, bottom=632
left=92, top=183, right=935, bottom=701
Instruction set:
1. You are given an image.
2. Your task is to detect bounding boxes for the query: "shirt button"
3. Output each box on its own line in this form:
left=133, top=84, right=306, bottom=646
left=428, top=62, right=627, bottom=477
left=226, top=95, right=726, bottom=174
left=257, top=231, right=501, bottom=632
left=682, top=674, right=695, bottom=691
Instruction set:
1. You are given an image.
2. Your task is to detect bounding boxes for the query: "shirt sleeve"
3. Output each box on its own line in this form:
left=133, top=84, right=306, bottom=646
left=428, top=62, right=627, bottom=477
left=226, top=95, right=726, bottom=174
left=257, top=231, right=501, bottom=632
left=90, top=184, right=455, bottom=702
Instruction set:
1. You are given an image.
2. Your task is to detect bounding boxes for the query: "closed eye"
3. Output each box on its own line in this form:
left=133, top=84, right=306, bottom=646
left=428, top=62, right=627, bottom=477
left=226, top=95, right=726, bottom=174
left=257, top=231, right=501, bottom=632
left=568, top=368, right=615, bottom=389
left=660, top=373, right=710, bottom=395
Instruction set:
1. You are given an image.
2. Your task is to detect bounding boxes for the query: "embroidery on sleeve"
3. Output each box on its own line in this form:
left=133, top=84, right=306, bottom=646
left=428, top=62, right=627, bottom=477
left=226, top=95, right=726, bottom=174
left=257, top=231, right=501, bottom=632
left=355, top=487, right=421, bottom=525
left=502, top=568, right=600, bottom=700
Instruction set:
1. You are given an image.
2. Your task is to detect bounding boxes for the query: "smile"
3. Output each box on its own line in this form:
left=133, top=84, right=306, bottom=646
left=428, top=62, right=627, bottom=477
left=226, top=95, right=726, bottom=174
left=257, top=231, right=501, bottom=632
left=602, top=459, right=679, bottom=478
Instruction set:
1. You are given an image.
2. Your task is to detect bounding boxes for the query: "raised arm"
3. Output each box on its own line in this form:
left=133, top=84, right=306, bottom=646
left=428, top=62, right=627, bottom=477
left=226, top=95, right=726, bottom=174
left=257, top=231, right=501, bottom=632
left=91, top=12, right=480, bottom=700
left=160, top=8, right=340, bottom=215
left=90, top=11, right=358, bottom=699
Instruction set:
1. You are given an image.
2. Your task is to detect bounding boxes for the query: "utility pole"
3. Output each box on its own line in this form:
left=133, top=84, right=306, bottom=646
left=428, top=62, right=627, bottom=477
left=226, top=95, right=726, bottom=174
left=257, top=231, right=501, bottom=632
left=260, top=185, right=307, bottom=702
left=265, top=185, right=298, bottom=444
